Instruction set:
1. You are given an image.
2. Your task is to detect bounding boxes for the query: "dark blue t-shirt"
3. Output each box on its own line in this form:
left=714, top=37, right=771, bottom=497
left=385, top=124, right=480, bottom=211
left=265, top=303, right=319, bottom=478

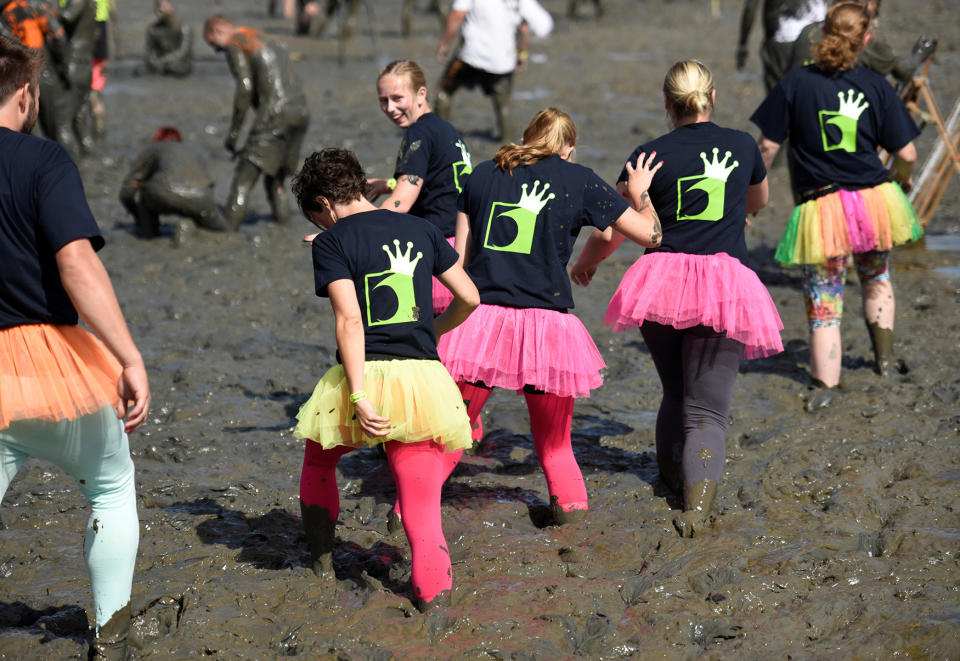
left=461, top=155, right=628, bottom=310
left=617, top=122, right=766, bottom=264
left=311, top=209, right=459, bottom=360
left=393, top=112, right=472, bottom=237
left=0, top=128, right=104, bottom=330
left=750, top=64, right=919, bottom=193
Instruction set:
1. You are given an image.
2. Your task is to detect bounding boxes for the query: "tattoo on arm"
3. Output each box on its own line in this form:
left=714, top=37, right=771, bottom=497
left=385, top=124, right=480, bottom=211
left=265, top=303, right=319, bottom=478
left=650, top=208, right=662, bottom=244
left=406, top=175, right=421, bottom=185
left=393, top=200, right=401, bottom=208
left=638, top=191, right=650, bottom=211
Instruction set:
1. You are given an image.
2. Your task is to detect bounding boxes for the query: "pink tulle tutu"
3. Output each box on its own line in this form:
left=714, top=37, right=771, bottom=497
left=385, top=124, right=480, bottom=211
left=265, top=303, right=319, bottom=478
left=605, top=252, right=784, bottom=359
left=432, top=236, right=456, bottom=314
left=438, top=304, right=605, bottom=398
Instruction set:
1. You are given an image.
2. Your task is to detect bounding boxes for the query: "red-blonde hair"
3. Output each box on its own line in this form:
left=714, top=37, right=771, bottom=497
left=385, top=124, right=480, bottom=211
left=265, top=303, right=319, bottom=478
left=493, top=108, right=576, bottom=173
left=814, top=2, right=869, bottom=72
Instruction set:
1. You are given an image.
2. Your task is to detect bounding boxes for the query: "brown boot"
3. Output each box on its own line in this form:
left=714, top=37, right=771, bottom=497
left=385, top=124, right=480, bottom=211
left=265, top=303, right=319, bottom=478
left=300, top=500, right=336, bottom=578
left=866, top=322, right=894, bottom=377
left=673, top=480, right=718, bottom=538
left=90, top=603, right=131, bottom=661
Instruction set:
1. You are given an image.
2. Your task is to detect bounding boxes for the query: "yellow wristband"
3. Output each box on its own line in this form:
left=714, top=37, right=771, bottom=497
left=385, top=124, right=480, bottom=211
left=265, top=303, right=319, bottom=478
left=386, top=177, right=397, bottom=191
left=518, top=50, right=529, bottom=59
left=349, top=391, right=367, bottom=403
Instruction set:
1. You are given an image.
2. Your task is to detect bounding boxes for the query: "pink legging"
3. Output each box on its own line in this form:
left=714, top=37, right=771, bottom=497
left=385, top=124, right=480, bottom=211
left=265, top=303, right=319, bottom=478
left=300, top=440, right=462, bottom=604
left=459, top=382, right=587, bottom=513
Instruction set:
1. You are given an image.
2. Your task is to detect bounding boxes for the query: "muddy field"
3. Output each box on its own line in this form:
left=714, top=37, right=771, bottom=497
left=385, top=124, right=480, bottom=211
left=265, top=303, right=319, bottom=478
left=2, top=0, right=959, bottom=658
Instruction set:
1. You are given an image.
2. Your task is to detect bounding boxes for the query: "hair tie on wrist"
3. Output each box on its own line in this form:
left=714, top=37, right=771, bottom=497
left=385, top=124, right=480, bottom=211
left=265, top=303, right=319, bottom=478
left=386, top=177, right=397, bottom=191
left=349, top=391, right=367, bottom=403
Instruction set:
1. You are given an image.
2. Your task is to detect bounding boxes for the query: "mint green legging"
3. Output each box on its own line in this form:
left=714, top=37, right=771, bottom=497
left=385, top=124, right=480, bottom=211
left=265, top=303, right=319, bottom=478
left=0, top=406, right=138, bottom=632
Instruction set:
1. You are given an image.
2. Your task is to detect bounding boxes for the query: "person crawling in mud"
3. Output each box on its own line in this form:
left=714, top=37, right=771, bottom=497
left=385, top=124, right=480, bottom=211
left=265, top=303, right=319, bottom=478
left=119, top=126, right=228, bottom=238
left=0, top=35, right=150, bottom=660
left=572, top=60, right=783, bottom=537
left=144, top=0, right=192, bottom=78
left=290, top=147, right=479, bottom=612
left=203, top=14, right=309, bottom=229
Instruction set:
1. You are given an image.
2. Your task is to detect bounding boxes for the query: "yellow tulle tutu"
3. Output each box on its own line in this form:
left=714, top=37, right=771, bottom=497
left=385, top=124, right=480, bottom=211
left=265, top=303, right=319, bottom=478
left=294, top=359, right=472, bottom=452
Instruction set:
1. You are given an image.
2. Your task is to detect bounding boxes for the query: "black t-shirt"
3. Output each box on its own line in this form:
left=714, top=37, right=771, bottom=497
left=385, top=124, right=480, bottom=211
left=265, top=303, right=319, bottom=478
left=311, top=209, right=459, bottom=360
left=461, top=155, right=628, bottom=310
left=393, top=112, right=472, bottom=237
left=0, top=128, right=104, bottom=330
left=750, top=64, right=919, bottom=193
left=617, top=122, right=766, bottom=264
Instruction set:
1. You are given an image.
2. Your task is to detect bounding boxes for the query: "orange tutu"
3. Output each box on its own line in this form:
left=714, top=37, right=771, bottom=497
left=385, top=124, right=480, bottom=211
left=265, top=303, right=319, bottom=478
left=0, top=324, right=121, bottom=430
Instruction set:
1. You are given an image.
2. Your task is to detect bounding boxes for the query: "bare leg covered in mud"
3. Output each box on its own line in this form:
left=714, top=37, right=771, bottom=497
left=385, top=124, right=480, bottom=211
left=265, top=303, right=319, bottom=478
left=225, top=159, right=262, bottom=230
left=641, top=322, right=744, bottom=537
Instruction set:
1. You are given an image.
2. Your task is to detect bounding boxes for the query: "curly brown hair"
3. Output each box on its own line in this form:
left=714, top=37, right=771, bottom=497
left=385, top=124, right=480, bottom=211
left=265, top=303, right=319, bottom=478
left=814, top=2, right=869, bottom=72
left=292, top=148, right=368, bottom=216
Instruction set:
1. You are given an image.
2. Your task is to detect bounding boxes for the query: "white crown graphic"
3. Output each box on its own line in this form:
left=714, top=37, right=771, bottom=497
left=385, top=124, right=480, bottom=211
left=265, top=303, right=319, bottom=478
left=456, top=139, right=472, bottom=168
left=382, top=239, right=422, bottom=276
left=699, top=147, right=740, bottom=182
left=835, top=89, right=870, bottom=119
left=516, top=180, right=555, bottom=214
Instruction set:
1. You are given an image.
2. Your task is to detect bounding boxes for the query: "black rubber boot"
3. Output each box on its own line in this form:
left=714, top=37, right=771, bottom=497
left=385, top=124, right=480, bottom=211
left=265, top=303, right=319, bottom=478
left=89, top=603, right=131, bottom=661
left=866, top=323, right=894, bottom=378
left=300, top=499, right=336, bottom=578
left=673, top=479, right=717, bottom=538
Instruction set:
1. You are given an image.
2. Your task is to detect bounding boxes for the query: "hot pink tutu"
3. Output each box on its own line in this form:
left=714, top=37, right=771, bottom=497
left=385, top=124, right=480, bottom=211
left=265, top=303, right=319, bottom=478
left=605, top=252, right=784, bottom=359
left=432, top=236, right=456, bottom=314
left=438, top=304, right=605, bottom=398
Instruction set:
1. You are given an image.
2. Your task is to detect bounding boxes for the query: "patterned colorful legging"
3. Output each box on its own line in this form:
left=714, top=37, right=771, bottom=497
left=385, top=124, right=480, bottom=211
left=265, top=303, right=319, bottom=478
left=801, top=250, right=890, bottom=330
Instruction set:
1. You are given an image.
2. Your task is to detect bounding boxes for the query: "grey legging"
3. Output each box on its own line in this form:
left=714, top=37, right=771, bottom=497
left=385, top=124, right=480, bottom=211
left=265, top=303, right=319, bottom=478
left=640, top=321, right=744, bottom=493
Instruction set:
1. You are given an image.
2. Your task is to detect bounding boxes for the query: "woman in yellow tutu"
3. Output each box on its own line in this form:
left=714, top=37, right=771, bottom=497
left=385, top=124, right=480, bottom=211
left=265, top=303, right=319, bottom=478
left=291, top=148, right=479, bottom=611
left=751, top=1, right=922, bottom=397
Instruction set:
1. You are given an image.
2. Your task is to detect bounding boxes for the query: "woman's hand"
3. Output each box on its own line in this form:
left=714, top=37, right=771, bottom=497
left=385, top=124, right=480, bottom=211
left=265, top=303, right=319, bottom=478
left=624, top=151, right=662, bottom=206
left=570, top=262, right=597, bottom=287
left=354, top=399, right=391, bottom=438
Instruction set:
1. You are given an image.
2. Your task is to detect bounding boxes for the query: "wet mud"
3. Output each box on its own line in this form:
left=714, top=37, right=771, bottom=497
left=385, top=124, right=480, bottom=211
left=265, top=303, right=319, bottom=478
left=2, top=0, right=959, bottom=658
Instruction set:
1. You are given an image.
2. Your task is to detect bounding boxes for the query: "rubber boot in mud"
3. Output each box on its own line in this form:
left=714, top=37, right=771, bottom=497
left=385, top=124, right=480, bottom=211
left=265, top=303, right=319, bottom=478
left=89, top=603, right=132, bottom=661
left=673, top=479, right=717, bottom=538
left=550, top=496, right=587, bottom=526
left=300, top=499, right=336, bottom=578
left=867, top=322, right=894, bottom=378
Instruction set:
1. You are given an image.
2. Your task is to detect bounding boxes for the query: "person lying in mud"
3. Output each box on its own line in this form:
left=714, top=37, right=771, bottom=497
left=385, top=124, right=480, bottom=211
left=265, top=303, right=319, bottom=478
left=144, top=0, right=193, bottom=78
left=291, top=147, right=479, bottom=612
left=119, top=126, right=228, bottom=238
left=0, top=35, right=150, bottom=660
left=438, top=108, right=662, bottom=526
left=751, top=2, right=922, bottom=405
left=203, top=14, right=309, bottom=229
left=572, top=60, right=783, bottom=538
left=787, top=0, right=937, bottom=85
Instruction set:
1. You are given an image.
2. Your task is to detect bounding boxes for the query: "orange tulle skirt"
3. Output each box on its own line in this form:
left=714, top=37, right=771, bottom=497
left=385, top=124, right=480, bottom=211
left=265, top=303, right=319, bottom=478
left=0, top=324, right=121, bottom=430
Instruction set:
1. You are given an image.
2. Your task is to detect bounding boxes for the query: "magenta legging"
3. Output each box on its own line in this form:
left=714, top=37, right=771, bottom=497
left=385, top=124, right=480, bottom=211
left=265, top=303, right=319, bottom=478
left=300, top=439, right=463, bottom=604
left=458, top=382, right=588, bottom=513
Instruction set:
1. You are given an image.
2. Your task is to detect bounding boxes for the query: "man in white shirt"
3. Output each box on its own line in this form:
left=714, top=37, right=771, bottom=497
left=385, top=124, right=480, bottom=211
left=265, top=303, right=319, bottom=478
left=435, top=0, right=553, bottom=142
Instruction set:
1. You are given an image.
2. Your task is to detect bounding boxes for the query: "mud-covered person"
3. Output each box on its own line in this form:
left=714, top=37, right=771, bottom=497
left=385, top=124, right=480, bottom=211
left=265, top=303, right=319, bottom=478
left=787, top=0, right=936, bottom=84
left=751, top=2, right=922, bottom=404
left=736, top=0, right=827, bottom=93
left=571, top=61, right=784, bottom=537
left=438, top=108, right=662, bottom=526
left=119, top=126, right=228, bottom=238
left=56, top=0, right=98, bottom=154
left=144, top=0, right=192, bottom=78
left=291, top=147, right=479, bottom=611
left=435, top=0, right=553, bottom=142
left=203, top=14, right=309, bottom=229
left=0, top=36, right=150, bottom=660
left=0, top=0, right=77, bottom=156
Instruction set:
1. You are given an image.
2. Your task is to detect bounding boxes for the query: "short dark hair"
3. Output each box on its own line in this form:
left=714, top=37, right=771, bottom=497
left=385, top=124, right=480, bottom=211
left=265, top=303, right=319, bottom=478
left=0, top=36, right=44, bottom=105
left=292, top=148, right=367, bottom=215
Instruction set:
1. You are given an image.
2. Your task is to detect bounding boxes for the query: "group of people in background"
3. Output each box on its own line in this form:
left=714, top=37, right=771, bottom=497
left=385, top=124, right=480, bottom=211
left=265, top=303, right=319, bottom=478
left=0, top=0, right=930, bottom=657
